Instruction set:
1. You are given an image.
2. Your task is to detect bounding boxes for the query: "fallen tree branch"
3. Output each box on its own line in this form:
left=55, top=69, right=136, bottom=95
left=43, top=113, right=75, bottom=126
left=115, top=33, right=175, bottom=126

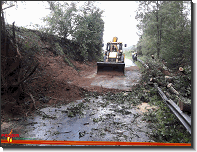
left=23, top=65, right=33, bottom=78
left=16, top=44, right=22, bottom=58
left=12, top=63, right=39, bottom=87
left=178, top=100, right=191, bottom=113
left=29, top=93, right=37, bottom=110
left=1, top=74, right=7, bottom=89
left=2, top=4, right=15, bottom=10
left=167, top=83, right=179, bottom=95
left=154, top=83, right=191, bottom=134
left=166, top=83, right=191, bottom=113
left=13, top=22, right=22, bottom=58
left=137, top=58, right=149, bottom=69
left=5, top=59, right=20, bottom=77
left=165, top=76, right=173, bottom=83
left=25, top=111, right=29, bottom=117
left=150, top=78, right=165, bottom=87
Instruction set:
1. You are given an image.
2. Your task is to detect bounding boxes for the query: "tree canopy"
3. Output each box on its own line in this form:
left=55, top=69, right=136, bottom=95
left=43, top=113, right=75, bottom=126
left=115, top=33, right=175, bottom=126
left=136, top=1, right=191, bottom=69
left=42, top=1, right=104, bottom=62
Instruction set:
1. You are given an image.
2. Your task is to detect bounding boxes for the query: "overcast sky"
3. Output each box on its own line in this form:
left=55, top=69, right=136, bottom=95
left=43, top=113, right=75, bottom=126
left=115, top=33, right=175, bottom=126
left=3, top=1, right=140, bottom=47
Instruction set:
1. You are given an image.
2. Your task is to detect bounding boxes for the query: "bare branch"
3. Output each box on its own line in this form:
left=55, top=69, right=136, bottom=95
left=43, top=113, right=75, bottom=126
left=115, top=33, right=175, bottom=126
left=29, top=93, right=37, bottom=110
left=12, top=63, right=39, bottom=87
left=2, top=4, right=15, bottom=10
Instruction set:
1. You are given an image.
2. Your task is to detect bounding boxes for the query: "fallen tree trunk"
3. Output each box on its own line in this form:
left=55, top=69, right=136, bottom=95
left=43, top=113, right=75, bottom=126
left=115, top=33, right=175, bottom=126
left=167, top=83, right=179, bottom=95
left=178, top=100, right=191, bottom=113
left=167, top=83, right=191, bottom=113
left=165, top=76, right=173, bottom=83
left=150, top=78, right=165, bottom=87
left=143, top=55, right=191, bottom=114
left=137, top=58, right=149, bottom=69
left=154, top=83, right=191, bottom=134
left=150, top=79, right=191, bottom=113
left=29, top=93, right=37, bottom=110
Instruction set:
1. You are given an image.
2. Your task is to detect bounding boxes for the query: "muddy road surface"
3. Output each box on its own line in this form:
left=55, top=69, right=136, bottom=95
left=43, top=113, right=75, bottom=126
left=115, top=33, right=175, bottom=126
left=1, top=59, right=157, bottom=146
left=1, top=96, right=156, bottom=146
left=74, top=58, right=141, bottom=91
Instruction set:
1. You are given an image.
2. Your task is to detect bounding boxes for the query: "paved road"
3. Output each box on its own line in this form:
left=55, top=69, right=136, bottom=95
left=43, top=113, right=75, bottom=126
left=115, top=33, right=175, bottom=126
left=1, top=58, right=153, bottom=146
left=89, top=58, right=141, bottom=91
left=1, top=96, right=154, bottom=146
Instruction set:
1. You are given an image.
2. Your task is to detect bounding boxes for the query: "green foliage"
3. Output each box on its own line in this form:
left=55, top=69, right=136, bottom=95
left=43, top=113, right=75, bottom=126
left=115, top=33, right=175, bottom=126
left=136, top=1, right=191, bottom=70
left=63, top=56, right=76, bottom=70
left=42, top=1, right=104, bottom=62
left=43, top=1, right=77, bottom=39
left=67, top=102, right=88, bottom=117
left=54, top=42, right=64, bottom=56
left=137, top=57, right=191, bottom=143
left=143, top=95, right=191, bottom=143
left=72, top=2, right=104, bottom=61
left=173, top=65, right=191, bottom=99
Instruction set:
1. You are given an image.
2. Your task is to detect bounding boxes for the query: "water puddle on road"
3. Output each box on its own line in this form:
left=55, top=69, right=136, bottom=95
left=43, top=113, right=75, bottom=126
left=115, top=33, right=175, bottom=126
left=1, top=96, right=155, bottom=146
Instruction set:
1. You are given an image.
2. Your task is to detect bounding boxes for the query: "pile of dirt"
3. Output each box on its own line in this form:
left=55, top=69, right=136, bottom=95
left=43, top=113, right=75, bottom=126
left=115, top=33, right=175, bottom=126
left=32, top=51, right=124, bottom=103
left=1, top=50, right=123, bottom=122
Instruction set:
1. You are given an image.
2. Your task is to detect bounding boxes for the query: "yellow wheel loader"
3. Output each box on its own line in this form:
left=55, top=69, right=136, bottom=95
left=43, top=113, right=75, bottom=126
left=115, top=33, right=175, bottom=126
left=97, top=37, right=127, bottom=75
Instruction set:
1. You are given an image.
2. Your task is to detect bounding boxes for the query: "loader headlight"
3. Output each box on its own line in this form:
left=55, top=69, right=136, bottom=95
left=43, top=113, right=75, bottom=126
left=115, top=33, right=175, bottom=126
left=120, top=50, right=123, bottom=53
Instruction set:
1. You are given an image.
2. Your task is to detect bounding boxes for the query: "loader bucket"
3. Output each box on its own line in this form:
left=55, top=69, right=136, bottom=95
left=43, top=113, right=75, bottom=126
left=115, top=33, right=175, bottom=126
left=97, top=62, right=125, bottom=75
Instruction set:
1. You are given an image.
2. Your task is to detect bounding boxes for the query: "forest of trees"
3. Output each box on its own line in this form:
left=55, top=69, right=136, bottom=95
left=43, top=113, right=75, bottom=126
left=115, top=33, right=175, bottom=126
left=135, top=1, right=191, bottom=70
left=41, top=1, right=104, bottom=62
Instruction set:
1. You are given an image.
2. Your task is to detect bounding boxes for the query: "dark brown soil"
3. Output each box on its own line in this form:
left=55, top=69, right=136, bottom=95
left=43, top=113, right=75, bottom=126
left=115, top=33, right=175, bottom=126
left=2, top=50, right=133, bottom=122
left=34, top=52, right=124, bottom=101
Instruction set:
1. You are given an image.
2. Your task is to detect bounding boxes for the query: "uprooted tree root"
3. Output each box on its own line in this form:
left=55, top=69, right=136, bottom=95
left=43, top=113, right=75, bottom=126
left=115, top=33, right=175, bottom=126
left=1, top=9, right=41, bottom=119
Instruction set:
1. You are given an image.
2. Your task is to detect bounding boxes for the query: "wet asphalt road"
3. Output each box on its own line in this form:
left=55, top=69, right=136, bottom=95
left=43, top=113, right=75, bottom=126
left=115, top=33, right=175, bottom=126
left=1, top=59, right=154, bottom=146
left=1, top=97, right=153, bottom=146
left=89, top=58, right=141, bottom=91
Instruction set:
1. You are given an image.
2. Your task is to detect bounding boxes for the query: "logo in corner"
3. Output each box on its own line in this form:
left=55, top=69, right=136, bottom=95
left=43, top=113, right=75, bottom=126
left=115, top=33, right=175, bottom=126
left=7, top=129, right=13, bottom=143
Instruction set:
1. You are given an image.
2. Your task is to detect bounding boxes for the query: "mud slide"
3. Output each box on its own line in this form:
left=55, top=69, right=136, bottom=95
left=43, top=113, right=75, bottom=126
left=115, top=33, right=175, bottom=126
left=2, top=57, right=154, bottom=146
left=70, top=58, right=141, bottom=91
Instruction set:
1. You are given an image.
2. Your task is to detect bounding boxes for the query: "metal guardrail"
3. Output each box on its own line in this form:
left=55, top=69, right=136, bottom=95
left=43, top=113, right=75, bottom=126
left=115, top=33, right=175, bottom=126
left=136, top=58, right=149, bottom=69
left=154, top=83, right=191, bottom=134
left=136, top=57, right=191, bottom=134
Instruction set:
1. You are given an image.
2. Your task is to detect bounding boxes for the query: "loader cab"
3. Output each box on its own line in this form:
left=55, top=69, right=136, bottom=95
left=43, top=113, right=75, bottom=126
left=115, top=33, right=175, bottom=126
left=97, top=37, right=125, bottom=75
left=106, top=42, right=123, bottom=52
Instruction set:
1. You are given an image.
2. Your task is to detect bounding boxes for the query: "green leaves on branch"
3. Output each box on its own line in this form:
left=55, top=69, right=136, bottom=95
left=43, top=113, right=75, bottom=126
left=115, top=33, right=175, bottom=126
left=42, top=1, right=104, bottom=62
left=72, top=2, right=104, bottom=61
left=136, top=1, right=191, bottom=70
left=43, top=1, right=77, bottom=39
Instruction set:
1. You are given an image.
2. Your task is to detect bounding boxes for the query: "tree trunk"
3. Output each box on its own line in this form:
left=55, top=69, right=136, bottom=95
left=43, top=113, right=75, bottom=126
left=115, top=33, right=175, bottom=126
left=150, top=78, right=164, bottom=87
left=167, top=83, right=179, bottom=95
left=178, top=100, right=191, bottom=113
left=165, top=76, right=173, bottom=83
left=156, top=1, right=160, bottom=59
